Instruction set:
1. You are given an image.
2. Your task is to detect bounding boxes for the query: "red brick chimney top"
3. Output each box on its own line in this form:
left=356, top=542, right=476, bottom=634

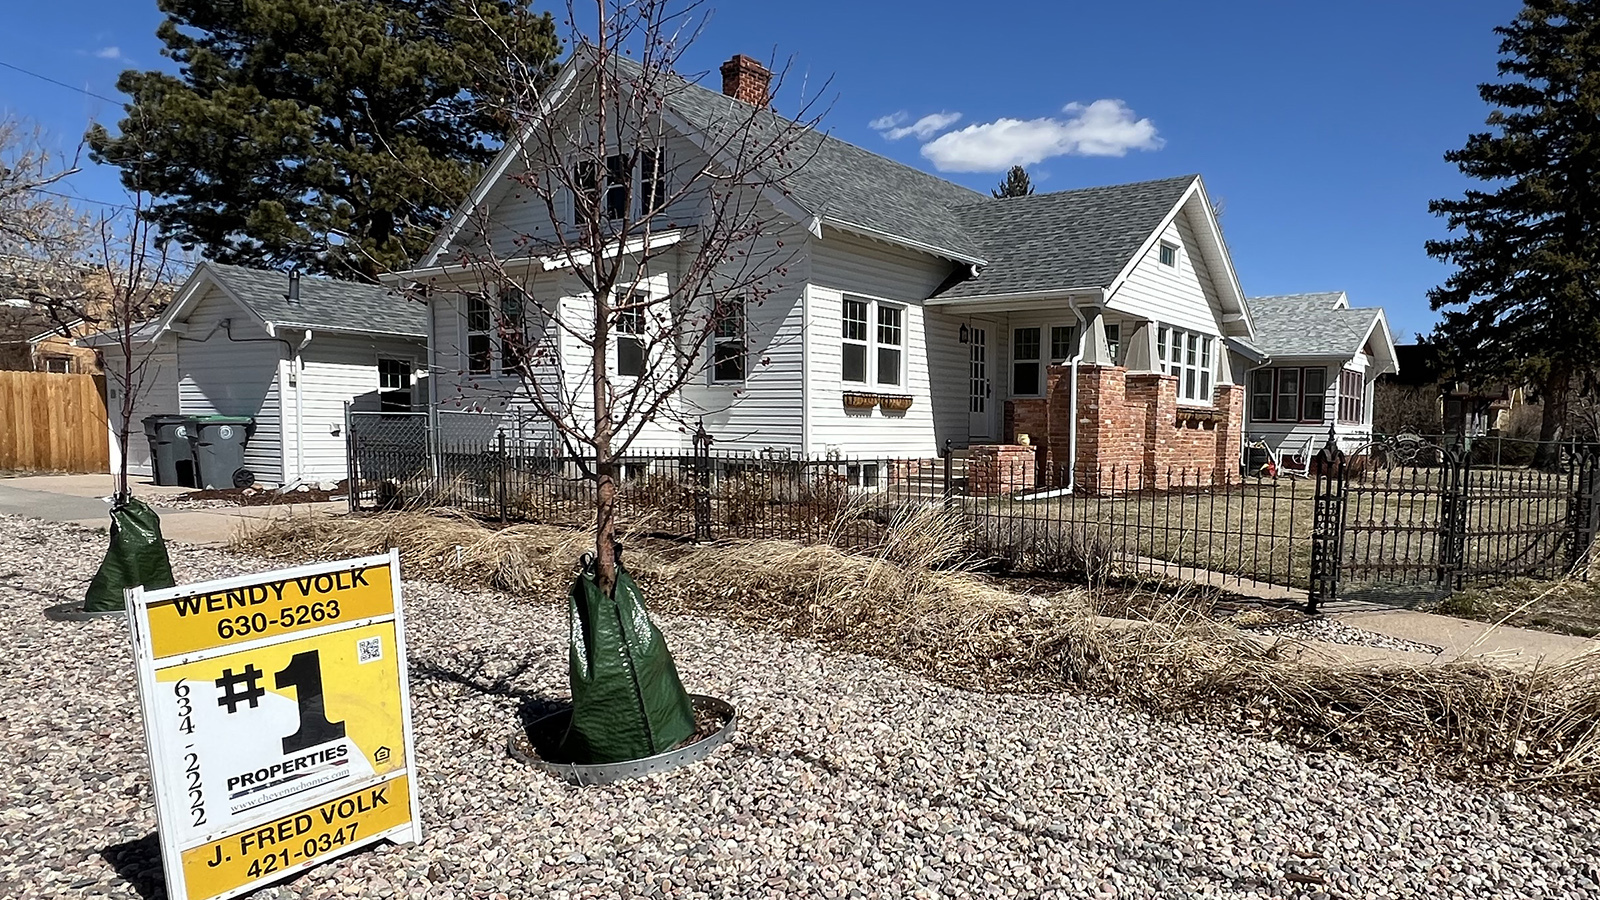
left=720, top=54, right=771, bottom=107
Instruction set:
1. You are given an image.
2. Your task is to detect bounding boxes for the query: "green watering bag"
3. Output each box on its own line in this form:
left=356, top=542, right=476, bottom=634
left=561, top=556, right=695, bottom=764
left=84, top=497, right=177, bottom=612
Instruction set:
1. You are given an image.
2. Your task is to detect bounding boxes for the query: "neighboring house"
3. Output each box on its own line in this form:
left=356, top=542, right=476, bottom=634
left=27, top=319, right=103, bottom=374
left=390, top=52, right=1260, bottom=488
left=1384, top=342, right=1529, bottom=437
left=1242, top=292, right=1398, bottom=457
left=88, top=262, right=427, bottom=486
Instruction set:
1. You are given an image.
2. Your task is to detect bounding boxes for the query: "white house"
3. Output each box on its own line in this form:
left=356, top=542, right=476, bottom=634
left=391, top=52, right=1263, bottom=485
left=1242, top=292, right=1399, bottom=459
left=102, top=263, right=428, bottom=487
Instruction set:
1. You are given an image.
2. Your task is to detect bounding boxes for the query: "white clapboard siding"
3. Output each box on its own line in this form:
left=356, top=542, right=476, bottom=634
left=174, top=286, right=285, bottom=483
left=108, top=337, right=180, bottom=477
left=1108, top=211, right=1222, bottom=338
left=807, top=233, right=953, bottom=457
left=282, top=333, right=428, bottom=482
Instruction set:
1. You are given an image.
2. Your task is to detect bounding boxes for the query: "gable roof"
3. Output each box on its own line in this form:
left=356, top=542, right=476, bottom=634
left=416, top=52, right=1245, bottom=331
left=935, top=175, right=1199, bottom=300
left=161, top=262, right=427, bottom=340
left=1247, top=291, right=1398, bottom=373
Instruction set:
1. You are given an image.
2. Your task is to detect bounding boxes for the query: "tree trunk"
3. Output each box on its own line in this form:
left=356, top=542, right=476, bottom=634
left=593, top=287, right=617, bottom=595
left=1533, top=368, right=1570, bottom=470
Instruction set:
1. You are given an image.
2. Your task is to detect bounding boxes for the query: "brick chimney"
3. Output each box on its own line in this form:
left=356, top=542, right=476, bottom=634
left=720, top=54, right=771, bottom=106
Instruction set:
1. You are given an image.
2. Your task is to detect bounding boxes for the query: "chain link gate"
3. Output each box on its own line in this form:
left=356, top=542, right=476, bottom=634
left=1309, top=431, right=1600, bottom=611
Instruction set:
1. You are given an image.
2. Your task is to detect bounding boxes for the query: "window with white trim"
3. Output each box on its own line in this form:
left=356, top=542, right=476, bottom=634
left=711, top=296, right=746, bottom=383
left=1104, top=323, right=1121, bottom=363
left=1156, top=325, right=1214, bottom=404
left=499, top=288, right=529, bottom=376
left=1250, top=367, right=1326, bottom=423
left=1339, top=369, right=1365, bottom=424
left=876, top=304, right=903, bottom=387
left=378, top=358, right=414, bottom=412
left=615, top=298, right=645, bottom=378
left=840, top=296, right=904, bottom=387
left=465, top=294, right=493, bottom=375
left=1159, top=242, right=1179, bottom=267
left=573, top=148, right=664, bottom=223
left=1013, top=327, right=1042, bottom=396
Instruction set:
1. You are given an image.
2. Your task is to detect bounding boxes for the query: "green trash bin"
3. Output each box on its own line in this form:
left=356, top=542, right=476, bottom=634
left=142, top=414, right=199, bottom=487
left=194, top=416, right=255, bottom=489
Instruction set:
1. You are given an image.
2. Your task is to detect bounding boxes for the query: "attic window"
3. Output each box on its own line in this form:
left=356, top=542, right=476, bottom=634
left=1159, top=243, right=1179, bottom=267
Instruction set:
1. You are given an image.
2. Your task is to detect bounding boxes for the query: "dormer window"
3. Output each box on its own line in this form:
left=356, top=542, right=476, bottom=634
left=1159, top=242, right=1179, bottom=267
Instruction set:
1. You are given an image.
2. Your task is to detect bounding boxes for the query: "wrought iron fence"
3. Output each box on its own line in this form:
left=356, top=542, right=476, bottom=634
left=348, top=411, right=1304, bottom=588
left=1309, top=432, right=1600, bottom=609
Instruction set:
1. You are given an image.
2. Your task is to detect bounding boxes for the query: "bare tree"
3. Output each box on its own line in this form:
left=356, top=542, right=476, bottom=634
left=90, top=196, right=180, bottom=501
left=431, top=0, right=826, bottom=593
left=0, top=116, right=97, bottom=349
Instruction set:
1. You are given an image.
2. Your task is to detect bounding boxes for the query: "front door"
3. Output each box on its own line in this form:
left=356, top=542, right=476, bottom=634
left=968, top=325, right=993, bottom=441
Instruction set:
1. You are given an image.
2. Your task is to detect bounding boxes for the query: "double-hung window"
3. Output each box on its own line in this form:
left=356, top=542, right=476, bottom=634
left=466, top=295, right=493, bottom=375
left=499, top=288, right=529, bottom=376
left=711, top=296, right=746, bottom=383
left=876, top=305, right=903, bottom=387
left=1249, top=367, right=1327, bottom=422
left=1013, top=327, right=1042, bottom=396
left=615, top=298, right=646, bottom=378
left=1338, top=369, right=1365, bottom=424
left=1156, top=326, right=1214, bottom=404
left=840, top=296, right=904, bottom=388
left=574, top=149, right=664, bottom=223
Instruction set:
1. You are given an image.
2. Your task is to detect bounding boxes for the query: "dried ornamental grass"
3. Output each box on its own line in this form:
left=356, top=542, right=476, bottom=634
left=233, top=507, right=1600, bottom=795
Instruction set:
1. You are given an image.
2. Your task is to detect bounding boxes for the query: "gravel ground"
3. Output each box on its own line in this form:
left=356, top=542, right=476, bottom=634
left=3, top=514, right=1600, bottom=900
left=1254, top=618, right=1446, bottom=655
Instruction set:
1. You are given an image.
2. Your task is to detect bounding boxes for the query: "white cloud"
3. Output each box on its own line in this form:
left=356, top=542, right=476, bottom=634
left=919, top=99, right=1163, bottom=172
left=94, top=46, right=124, bottom=60
left=869, top=110, right=962, bottom=141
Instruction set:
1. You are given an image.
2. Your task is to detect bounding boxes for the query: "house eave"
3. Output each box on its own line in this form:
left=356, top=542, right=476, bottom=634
left=925, top=287, right=1104, bottom=309
left=388, top=230, right=687, bottom=284
left=819, top=217, right=987, bottom=267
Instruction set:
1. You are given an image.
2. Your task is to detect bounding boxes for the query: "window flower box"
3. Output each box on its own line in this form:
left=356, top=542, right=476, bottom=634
left=842, top=391, right=878, bottom=409
left=878, top=394, right=914, bottom=412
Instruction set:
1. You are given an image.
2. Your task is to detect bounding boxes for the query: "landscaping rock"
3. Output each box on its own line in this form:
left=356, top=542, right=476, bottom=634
left=1, top=513, right=1597, bottom=899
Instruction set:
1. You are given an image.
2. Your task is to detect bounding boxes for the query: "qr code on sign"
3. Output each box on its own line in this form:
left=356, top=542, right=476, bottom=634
left=357, top=637, right=383, bottom=664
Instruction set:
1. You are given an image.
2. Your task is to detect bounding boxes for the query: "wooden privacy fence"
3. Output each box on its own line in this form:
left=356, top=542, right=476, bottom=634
left=0, top=371, right=110, bottom=473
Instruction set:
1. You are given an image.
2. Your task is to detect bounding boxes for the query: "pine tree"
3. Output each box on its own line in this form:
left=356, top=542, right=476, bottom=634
left=1426, top=0, right=1600, bottom=460
left=87, top=0, right=561, bottom=280
left=991, top=165, right=1035, bottom=198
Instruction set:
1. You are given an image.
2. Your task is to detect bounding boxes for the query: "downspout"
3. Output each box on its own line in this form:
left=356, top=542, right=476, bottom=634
left=292, top=329, right=313, bottom=487
left=1021, top=301, right=1090, bottom=502
left=423, top=286, right=440, bottom=478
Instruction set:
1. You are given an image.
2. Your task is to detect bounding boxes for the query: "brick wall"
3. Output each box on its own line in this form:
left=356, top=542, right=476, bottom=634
left=1048, top=364, right=1243, bottom=491
left=967, top=444, right=1036, bottom=497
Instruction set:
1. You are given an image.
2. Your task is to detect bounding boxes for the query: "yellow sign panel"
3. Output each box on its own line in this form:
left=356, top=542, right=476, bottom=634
left=181, top=776, right=412, bottom=900
left=128, top=553, right=421, bottom=900
left=144, top=561, right=395, bottom=659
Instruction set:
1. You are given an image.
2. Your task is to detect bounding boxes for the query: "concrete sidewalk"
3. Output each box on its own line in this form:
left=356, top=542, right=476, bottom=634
left=0, top=472, right=343, bottom=547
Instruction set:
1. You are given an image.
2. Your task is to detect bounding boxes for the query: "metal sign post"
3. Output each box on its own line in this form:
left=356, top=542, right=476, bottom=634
left=126, top=552, right=422, bottom=900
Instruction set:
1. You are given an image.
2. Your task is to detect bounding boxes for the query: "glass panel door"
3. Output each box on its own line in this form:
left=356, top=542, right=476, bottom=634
left=968, top=325, right=992, bottom=440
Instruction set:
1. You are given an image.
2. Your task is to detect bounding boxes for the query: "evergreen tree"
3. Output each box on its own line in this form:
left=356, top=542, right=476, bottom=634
left=88, top=0, right=561, bottom=280
left=1426, top=0, right=1600, bottom=459
left=991, top=165, right=1035, bottom=198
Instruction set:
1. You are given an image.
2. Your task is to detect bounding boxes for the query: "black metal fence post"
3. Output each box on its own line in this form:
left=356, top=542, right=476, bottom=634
left=344, top=402, right=358, bottom=514
left=1307, top=429, right=1347, bottom=613
left=496, top=431, right=508, bottom=523
left=1437, top=437, right=1469, bottom=591
left=693, top=422, right=712, bottom=541
left=942, top=439, right=954, bottom=507
left=1571, top=444, right=1600, bottom=575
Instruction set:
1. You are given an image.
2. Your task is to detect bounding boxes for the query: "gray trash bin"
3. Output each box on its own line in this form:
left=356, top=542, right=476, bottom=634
left=193, top=416, right=255, bottom=489
left=142, top=415, right=199, bottom=487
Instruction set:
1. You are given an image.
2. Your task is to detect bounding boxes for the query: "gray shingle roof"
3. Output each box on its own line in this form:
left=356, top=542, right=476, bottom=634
left=1246, top=293, right=1378, bottom=359
left=935, top=175, right=1198, bottom=300
left=206, top=263, right=426, bottom=338
left=650, top=63, right=988, bottom=260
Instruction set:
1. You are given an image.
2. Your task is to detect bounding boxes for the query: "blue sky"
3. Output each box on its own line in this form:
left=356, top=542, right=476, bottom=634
left=0, top=1, right=1520, bottom=341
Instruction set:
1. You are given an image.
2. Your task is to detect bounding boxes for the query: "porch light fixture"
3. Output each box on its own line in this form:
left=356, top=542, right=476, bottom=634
left=959, top=324, right=970, bottom=344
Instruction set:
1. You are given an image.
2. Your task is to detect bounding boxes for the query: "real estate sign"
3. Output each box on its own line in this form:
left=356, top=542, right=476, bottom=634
left=127, top=552, right=421, bottom=900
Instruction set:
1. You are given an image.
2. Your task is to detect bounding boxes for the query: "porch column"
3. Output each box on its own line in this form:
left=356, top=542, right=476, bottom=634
left=1081, top=307, right=1114, bottom=367
left=1122, top=321, right=1157, bottom=373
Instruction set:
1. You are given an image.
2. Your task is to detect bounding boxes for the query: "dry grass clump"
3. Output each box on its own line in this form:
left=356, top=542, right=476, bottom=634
left=234, top=506, right=1600, bottom=796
